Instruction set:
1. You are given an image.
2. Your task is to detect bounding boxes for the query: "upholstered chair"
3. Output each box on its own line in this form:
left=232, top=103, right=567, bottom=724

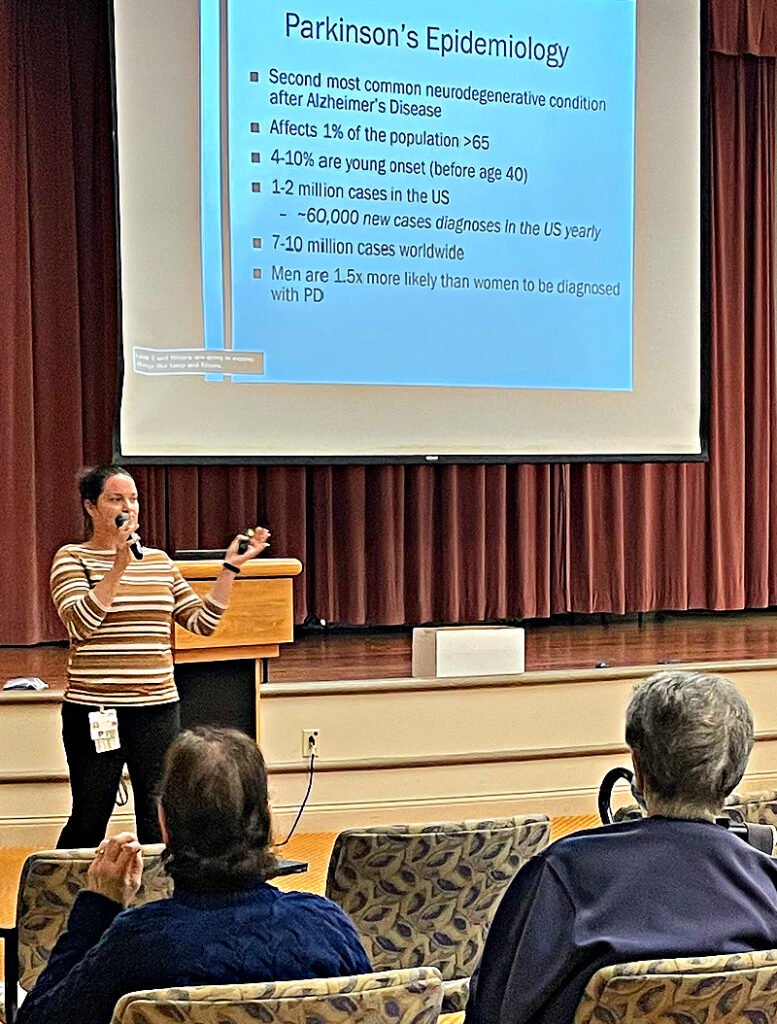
left=574, top=950, right=777, bottom=1024
left=726, top=789, right=777, bottom=827
left=325, top=816, right=550, bottom=1012
left=0, top=846, right=170, bottom=1024
left=612, top=788, right=777, bottom=852
left=110, top=967, right=443, bottom=1024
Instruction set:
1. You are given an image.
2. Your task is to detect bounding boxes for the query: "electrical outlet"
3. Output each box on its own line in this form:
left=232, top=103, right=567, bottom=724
left=301, top=729, right=320, bottom=758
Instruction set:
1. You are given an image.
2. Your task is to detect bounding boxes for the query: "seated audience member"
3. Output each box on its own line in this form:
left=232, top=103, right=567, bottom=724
left=465, top=670, right=777, bottom=1024
left=17, top=727, right=371, bottom=1024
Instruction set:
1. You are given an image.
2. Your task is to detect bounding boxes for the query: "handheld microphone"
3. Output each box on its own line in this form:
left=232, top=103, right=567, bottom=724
left=237, top=527, right=255, bottom=555
left=115, top=513, right=144, bottom=560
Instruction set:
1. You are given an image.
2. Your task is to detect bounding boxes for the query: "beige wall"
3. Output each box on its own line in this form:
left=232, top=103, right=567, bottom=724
left=260, top=663, right=777, bottom=831
left=3, top=661, right=777, bottom=846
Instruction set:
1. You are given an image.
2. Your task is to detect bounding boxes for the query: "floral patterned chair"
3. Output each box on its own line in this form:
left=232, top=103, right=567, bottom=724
left=614, top=789, right=777, bottom=827
left=324, top=816, right=551, bottom=1012
left=574, top=949, right=777, bottom=1024
left=0, top=845, right=170, bottom=1024
left=726, top=789, right=777, bottom=828
left=110, top=967, right=443, bottom=1024
left=612, top=788, right=777, bottom=852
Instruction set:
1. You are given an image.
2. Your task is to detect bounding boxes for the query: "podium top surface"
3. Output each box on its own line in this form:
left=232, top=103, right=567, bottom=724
left=174, top=558, right=302, bottom=581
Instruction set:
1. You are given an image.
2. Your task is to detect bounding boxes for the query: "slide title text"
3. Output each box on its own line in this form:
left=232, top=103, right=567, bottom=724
left=285, top=13, right=570, bottom=67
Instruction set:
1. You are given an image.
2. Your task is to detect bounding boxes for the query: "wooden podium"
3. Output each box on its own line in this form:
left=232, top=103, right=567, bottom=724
left=172, top=558, right=302, bottom=739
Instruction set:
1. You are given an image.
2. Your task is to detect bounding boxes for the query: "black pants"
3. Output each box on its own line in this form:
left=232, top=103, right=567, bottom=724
left=58, top=701, right=180, bottom=848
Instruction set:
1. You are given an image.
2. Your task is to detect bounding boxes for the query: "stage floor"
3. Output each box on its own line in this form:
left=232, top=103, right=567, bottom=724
left=2, top=609, right=777, bottom=688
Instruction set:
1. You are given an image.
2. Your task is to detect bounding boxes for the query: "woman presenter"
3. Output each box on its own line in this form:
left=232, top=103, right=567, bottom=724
left=50, top=463, right=269, bottom=848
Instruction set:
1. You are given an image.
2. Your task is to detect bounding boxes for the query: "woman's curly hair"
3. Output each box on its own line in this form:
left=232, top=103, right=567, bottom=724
left=160, top=727, right=277, bottom=893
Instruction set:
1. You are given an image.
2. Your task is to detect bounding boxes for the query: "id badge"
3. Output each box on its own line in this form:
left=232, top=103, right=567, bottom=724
left=88, top=708, right=120, bottom=753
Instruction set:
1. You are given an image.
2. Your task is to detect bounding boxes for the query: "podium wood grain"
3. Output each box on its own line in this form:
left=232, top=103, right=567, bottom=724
left=173, top=578, right=294, bottom=651
left=172, top=559, right=301, bottom=654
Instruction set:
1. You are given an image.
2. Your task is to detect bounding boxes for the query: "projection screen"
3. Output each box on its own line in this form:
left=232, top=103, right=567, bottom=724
left=113, top=0, right=704, bottom=461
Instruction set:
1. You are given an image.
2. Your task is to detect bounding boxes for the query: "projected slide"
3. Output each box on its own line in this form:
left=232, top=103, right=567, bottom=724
left=136, top=0, right=636, bottom=391
left=116, top=0, right=702, bottom=459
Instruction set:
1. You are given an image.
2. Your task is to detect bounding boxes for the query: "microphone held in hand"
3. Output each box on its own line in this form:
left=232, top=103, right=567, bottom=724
left=114, top=513, right=144, bottom=560
left=237, top=527, right=255, bottom=555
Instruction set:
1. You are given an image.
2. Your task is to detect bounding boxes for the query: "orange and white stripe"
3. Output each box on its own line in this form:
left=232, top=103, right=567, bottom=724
left=50, top=544, right=225, bottom=706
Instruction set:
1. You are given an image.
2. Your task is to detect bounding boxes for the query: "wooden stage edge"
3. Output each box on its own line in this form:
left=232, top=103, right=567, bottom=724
left=4, top=609, right=777, bottom=690
left=5, top=611, right=777, bottom=842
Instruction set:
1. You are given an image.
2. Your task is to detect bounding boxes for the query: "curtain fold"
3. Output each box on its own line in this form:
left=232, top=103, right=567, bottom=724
left=1, top=0, right=775, bottom=642
left=710, top=0, right=777, bottom=56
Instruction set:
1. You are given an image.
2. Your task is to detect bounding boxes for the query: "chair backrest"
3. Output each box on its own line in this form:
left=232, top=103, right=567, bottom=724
left=616, top=789, right=777, bottom=826
left=16, top=844, right=170, bottom=992
left=110, top=967, right=443, bottom=1024
left=574, top=950, right=777, bottom=1024
left=726, top=789, right=777, bottom=827
left=613, top=790, right=777, bottom=853
left=324, top=816, right=550, bottom=981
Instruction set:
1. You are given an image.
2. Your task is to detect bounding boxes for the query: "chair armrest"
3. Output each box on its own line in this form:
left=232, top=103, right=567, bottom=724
left=0, top=925, right=19, bottom=1024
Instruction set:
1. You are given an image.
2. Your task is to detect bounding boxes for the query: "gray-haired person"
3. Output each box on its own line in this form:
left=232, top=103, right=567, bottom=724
left=466, top=671, right=777, bottom=1024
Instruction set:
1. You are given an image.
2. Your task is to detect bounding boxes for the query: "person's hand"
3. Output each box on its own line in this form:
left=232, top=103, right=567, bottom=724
left=224, top=526, right=271, bottom=568
left=111, top=519, right=137, bottom=571
left=113, top=541, right=133, bottom=572
left=87, top=832, right=143, bottom=906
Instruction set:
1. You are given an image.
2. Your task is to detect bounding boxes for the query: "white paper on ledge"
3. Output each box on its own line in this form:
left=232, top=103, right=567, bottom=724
left=3, top=676, right=49, bottom=691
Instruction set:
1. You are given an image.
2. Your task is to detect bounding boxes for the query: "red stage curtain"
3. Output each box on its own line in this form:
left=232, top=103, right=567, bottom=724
left=0, top=0, right=775, bottom=643
left=710, top=0, right=777, bottom=54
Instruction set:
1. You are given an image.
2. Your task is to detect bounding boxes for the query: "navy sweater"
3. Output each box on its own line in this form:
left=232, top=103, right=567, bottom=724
left=466, top=816, right=777, bottom=1024
left=16, top=882, right=371, bottom=1024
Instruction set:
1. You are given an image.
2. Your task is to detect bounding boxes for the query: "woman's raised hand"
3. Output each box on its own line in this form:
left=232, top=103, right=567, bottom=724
left=225, top=526, right=271, bottom=567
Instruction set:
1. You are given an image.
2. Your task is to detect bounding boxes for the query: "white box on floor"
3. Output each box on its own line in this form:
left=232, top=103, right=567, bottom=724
left=412, top=626, right=525, bottom=678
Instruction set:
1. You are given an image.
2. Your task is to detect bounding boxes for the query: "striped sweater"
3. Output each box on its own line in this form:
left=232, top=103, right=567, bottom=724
left=50, top=544, right=226, bottom=706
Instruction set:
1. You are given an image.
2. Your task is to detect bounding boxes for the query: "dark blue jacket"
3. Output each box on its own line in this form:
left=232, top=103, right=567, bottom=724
left=17, top=882, right=371, bottom=1024
left=466, top=816, right=777, bottom=1024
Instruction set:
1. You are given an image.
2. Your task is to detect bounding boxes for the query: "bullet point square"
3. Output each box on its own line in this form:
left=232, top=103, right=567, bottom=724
left=249, top=71, right=260, bottom=82
left=253, top=238, right=262, bottom=248
left=250, top=122, right=260, bottom=133
left=251, top=182, right=261, bottom=193
left=251, top=152, right=261, bottom=163
left=253, top=268, right=262, bottom=279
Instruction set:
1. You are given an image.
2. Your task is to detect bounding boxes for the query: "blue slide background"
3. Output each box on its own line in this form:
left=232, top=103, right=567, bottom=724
left=201, top=0, right=636, bottom=390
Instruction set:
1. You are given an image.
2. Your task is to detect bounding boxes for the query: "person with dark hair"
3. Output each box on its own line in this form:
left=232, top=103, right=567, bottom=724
left=16, top=727, right=371, bottom=1024
left=51, top=464, right=270, bottom=847
left=159, top=727, right=278, bottom=891
left=465, top=671, right=777, bottom=1024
